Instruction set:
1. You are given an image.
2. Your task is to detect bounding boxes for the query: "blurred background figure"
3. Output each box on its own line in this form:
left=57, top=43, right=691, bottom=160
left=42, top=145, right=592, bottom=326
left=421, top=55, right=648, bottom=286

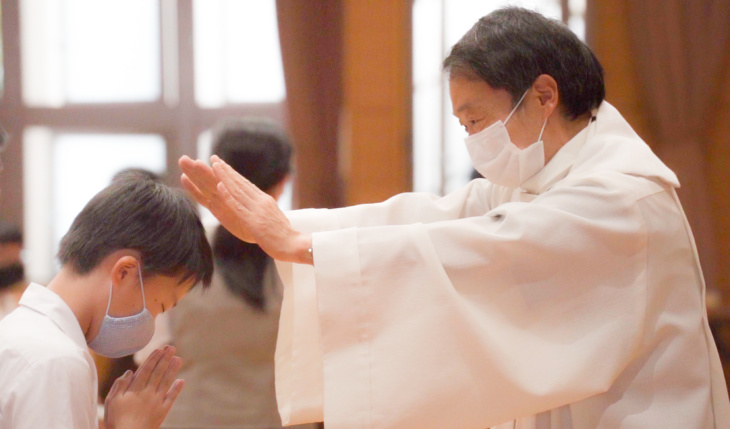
left=136, top=117, right=317, bottom=429
left=0, top=220, right=27, bottom=319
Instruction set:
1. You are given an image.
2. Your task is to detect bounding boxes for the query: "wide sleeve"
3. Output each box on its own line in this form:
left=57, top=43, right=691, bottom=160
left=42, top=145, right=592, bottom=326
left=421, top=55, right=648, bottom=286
left=276, top=174, right=655, bottom=428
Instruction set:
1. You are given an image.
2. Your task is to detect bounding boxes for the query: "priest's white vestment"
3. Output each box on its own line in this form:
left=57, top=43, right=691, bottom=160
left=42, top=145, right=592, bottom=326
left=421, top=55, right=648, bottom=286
left=274, top=102, right=730, bottom=428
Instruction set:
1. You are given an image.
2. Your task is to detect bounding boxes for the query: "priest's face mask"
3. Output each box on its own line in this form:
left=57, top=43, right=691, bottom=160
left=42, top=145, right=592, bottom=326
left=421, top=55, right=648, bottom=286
left=449, top=75, right=548, bottom=187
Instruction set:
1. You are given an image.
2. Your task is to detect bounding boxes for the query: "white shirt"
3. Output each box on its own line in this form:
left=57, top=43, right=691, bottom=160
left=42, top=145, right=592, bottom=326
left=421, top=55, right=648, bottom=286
left=0, top=283, right=98, bottom=429
left=274, top=102, right=730, bottom=428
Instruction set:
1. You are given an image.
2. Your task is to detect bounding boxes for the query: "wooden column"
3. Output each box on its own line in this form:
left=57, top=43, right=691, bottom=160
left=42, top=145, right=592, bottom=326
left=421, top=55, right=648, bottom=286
left=339, top=0, right=412, bottom=205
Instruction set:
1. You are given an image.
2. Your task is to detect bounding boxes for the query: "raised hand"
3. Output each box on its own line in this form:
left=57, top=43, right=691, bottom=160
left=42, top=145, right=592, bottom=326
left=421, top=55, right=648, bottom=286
left=179, top=155, right=255, bottom=243
left=178, top=155, right=312, bottom=265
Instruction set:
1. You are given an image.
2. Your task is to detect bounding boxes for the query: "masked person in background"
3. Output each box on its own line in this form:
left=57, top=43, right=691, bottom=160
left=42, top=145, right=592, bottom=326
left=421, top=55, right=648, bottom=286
left=0, top=220, right=28, bottom=320
left=179, top=7, right=730, bottom=429
left=0, top=171, right=213, bottom=429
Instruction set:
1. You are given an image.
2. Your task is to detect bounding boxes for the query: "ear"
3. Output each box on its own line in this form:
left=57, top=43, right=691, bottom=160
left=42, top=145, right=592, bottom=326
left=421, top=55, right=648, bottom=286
left=531, top=74, right=559, bottom=117
left=110, top=255, right=141, bottom=289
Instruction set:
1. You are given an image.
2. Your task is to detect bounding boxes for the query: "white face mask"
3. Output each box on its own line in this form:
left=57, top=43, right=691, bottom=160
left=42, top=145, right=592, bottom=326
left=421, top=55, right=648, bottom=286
left=464, top=90, right=548, bottom=187
left=88, top=264, right=155, bottom=358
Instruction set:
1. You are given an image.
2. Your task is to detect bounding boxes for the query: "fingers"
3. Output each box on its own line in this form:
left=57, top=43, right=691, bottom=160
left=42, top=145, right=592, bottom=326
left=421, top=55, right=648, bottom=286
left=107, top=370, right=134, bottom=400
left=129, top=347, right=164, bottom=391
left=156, top=356, right=183, bottom=394
left=214, top=181, right=249, bottom=216
left=180, top=174, right=209, bottom=205
left=146, top=346, right=176, bottom=392
left=211, top=158, right=264, bottom=203
left=178, top=155, right=220, bottom=199
left=163, top=379, right=185, bottom=409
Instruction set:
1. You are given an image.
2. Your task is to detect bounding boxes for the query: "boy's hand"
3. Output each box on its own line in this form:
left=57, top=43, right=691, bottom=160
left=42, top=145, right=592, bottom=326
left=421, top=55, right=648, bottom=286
left=104, top=346, right=184, bottom=429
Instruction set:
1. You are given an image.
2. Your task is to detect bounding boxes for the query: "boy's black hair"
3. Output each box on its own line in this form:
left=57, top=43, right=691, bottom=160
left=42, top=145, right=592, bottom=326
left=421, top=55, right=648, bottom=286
left=58, top=170, right=213, bottom=288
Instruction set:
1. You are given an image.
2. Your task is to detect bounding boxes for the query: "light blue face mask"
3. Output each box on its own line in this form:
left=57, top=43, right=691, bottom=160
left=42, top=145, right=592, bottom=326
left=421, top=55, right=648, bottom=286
left=88, top=264, right=155, bottom=358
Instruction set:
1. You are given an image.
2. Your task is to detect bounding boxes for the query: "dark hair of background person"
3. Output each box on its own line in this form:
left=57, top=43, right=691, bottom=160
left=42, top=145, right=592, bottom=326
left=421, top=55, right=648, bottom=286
left=0, top=220, right=24, bottom=292
left=0, top=220, right=22, bottom=245
left=210, top=117, right=293, bottom=311
left=57, top=170, right=213, bottom=289
left=442, top=6, right=605, bottom=120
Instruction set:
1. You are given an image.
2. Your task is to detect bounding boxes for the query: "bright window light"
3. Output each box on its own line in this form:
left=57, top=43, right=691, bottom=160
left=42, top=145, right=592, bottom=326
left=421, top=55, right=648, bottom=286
left=193, top=0, right=286, bottom=107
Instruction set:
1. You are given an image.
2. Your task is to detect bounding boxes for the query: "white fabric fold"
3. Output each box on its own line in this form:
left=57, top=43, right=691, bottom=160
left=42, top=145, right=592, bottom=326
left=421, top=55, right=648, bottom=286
left=273, top=102, right=730, bottom=428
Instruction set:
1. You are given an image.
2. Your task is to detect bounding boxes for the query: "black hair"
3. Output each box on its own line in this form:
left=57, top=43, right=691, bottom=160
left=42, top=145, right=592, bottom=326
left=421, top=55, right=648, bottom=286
left=443, top=7, right=605, bottom=119
left=0, top=220, right=24, bottom=291
left=57, top=170, right=213, bottom=288
left=112, top=167, right=162, bottom=183
left=0, top=220, right=22, bottom=244
left=210, top=117, right=292, bottom=310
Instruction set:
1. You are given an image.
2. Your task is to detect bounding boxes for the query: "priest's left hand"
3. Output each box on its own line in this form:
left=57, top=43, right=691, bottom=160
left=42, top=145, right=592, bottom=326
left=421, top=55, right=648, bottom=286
left=179, top=155, right=313, bottom=265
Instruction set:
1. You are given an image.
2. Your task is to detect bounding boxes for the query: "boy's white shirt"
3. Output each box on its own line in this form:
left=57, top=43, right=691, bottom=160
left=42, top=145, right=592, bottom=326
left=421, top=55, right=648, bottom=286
left=0, top=283, right=98, bottom=429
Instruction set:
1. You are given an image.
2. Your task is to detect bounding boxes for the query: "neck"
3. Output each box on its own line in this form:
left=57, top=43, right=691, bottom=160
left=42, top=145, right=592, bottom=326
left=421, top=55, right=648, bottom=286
left=543, top=112, right=592, bottom=164
left=47, top=266, right=107, bottom=343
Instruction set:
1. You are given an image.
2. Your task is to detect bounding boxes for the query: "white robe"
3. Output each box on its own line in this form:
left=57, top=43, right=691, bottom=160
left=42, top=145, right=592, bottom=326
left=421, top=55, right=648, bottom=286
left=274, top=102, right=730, bottom=428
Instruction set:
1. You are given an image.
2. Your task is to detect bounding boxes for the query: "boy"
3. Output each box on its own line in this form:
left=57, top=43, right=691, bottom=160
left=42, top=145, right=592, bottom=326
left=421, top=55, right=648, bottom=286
left=0, top=171, right=214, bottom=429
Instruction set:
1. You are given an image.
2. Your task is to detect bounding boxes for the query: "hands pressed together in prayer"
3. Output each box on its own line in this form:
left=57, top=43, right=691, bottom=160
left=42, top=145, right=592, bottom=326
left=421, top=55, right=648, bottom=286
left=104, top=346, right=184, bottom=429
left=178, top=155, right=313, bottom=265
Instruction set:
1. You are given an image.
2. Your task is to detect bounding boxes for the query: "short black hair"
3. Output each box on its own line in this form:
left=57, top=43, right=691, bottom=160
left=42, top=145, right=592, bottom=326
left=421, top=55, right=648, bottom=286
left=443, top=7, right=605, bottom=119
left=112, top=167, right=162, bottom=184
left=211, top=117, right=292, bottom=193
left=58, top=170, right=213, bottom=288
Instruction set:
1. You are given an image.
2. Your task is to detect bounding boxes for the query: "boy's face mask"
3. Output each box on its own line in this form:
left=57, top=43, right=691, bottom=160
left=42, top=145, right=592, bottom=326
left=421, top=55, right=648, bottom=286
left=88, top=264, right=155, bottom=358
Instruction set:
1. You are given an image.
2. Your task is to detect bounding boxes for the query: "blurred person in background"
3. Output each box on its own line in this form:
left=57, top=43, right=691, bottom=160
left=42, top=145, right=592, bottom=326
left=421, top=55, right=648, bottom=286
left=0, top=220, right=28, bottom=319
left=137, top=117, right=318, bottom=428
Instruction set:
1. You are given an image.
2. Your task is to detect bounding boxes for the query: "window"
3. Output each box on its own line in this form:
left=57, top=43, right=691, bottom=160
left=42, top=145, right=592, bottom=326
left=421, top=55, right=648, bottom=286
left=412, top=0, right=586, bottom=195
left=2, top=0, right=286, bottom=283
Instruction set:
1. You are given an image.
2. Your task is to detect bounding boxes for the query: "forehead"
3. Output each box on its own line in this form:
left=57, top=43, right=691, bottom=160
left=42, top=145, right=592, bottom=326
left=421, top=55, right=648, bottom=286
left=449, top=75, right=513, bottom=116
left=148, top=273, right=196, bottom=295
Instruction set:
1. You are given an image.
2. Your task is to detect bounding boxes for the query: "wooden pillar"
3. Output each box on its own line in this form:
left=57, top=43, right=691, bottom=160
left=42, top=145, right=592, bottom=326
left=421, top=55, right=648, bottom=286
left=340, top=0, right=412, bottom=205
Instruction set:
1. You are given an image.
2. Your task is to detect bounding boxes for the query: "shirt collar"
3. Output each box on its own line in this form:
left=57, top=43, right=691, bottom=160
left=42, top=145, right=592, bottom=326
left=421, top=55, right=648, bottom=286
left=520, top=116, right=595, bottom=195
left=18, top=283, right=87, bottom=350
